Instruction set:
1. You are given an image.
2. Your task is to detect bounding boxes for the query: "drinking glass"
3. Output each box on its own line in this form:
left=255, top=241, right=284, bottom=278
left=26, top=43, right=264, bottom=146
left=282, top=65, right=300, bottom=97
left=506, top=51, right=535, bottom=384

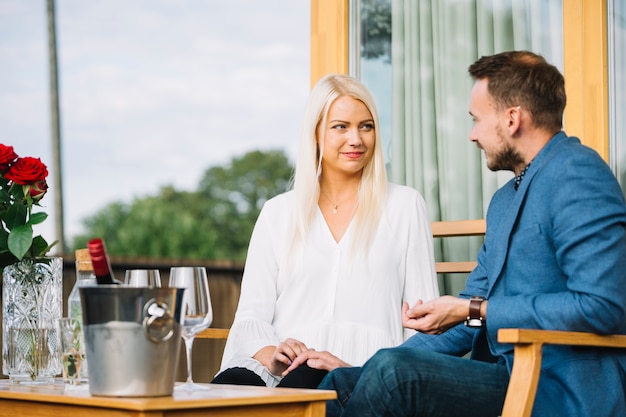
left=58, top=317, right=88, bottom=386
left=124, top=269, right=162, bottom=287
left=169, top=266, right=213, bottom=391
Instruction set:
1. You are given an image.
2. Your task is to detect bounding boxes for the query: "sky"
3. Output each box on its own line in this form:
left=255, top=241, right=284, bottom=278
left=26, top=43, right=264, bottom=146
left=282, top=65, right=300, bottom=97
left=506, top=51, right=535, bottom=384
left=0, top=0, right=310, bottom=252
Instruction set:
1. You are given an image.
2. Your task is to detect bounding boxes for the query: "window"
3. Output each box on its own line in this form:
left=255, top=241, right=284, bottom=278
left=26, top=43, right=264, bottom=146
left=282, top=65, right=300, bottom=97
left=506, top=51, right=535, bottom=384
left=609, top=0, right=626, bottom=194
left=357, top=0, right=563, bottom=295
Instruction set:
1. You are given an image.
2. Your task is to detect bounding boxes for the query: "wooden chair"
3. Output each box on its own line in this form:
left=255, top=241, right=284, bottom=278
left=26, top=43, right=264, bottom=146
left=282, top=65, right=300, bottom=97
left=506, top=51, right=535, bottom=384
left=498, top=329, right=626, bottom=417
left=431, top=219, right=485, bottom=274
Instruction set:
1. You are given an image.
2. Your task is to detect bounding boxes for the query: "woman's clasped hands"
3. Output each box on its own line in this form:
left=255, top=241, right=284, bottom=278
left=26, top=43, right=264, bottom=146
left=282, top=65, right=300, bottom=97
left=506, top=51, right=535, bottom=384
left=269, top=338, right=349, bottom=377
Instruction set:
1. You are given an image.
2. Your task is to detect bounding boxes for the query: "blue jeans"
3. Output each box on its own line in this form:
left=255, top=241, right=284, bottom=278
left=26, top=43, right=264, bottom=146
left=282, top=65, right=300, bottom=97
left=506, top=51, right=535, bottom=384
left=319, top=347, right=509, bottom=417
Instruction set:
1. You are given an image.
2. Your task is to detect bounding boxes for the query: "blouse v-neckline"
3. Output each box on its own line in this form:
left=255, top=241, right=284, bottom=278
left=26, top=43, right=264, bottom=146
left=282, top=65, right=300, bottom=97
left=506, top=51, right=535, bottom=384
left=317, top=205, right=354, bottom=244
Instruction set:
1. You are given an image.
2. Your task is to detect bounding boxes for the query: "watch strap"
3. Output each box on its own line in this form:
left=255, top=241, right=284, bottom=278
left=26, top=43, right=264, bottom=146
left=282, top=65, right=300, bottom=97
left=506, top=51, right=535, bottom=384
left=465, top=296, right=485, bottom=328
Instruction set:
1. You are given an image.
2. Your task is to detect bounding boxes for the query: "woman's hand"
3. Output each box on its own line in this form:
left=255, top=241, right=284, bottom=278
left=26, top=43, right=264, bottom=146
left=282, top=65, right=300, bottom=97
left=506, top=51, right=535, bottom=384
left=267, top=338, right=311, bottom=376
left=282, top=349, right=350, bottom=377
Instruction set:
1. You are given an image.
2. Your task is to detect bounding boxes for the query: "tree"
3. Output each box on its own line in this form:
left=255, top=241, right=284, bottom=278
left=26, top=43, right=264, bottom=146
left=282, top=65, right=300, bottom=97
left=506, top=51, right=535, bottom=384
left=197, top=149, right=293, bottom=259
left=72, top=149, right=293, bottom=261
left=361, top=0, right=392, bottom=62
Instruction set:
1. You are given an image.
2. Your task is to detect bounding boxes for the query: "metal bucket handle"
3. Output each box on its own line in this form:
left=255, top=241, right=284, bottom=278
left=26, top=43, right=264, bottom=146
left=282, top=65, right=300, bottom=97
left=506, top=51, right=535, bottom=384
left=142, top=298, right=175, bottom=343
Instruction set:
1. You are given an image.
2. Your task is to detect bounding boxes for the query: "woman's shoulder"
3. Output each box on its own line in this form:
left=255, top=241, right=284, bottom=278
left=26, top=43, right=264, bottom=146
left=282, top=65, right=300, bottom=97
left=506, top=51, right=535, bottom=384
left=265, top=189, right=294, bottom=205
left=386, top=183, right=426, bottom=203
left=383, top=183, right=429, bottom=219
left=258, top=190, right=295, bottom=217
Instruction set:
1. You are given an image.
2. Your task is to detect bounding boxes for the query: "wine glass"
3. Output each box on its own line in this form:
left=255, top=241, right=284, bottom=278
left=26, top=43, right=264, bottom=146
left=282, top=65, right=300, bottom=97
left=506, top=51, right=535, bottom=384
left=124, top=269, right=162, bottom=287
left=169, top=266, right=213, bottom=391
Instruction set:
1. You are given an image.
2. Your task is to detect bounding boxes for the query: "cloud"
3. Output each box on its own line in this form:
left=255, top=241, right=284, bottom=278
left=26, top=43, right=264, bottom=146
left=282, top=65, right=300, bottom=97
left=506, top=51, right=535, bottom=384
left=0, top=0, right=310, bottom=246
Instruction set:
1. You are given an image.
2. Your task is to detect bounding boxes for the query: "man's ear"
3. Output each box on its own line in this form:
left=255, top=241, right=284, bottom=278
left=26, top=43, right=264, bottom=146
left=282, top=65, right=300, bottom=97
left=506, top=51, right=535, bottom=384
left=507, top=105, right=522, bottom=135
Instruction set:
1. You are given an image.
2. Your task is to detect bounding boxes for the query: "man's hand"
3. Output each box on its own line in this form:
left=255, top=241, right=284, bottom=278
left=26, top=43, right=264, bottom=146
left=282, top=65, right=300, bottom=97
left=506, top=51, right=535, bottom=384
left=402, top=296, right=473, bottom=334
left=282, top=349, right=350, bottom=377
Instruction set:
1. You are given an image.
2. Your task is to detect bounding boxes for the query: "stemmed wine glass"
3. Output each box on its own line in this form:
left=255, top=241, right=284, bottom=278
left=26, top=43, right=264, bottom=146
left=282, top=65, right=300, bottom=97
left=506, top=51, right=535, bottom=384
left=124, top=269, right=162, bottom=287
left=169, top=266, right=213, bottom=391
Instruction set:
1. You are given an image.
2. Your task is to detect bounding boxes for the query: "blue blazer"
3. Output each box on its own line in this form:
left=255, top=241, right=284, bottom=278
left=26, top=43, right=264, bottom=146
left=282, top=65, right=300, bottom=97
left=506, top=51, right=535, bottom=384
left=408, top=132, right=626, bottom=416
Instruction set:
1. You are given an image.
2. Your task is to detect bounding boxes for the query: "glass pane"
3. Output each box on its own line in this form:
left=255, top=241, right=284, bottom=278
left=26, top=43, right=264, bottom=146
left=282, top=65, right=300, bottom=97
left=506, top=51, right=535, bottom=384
left=359, top=0, right=393, bottom=164
left=609, top=0, right=626, bottom=195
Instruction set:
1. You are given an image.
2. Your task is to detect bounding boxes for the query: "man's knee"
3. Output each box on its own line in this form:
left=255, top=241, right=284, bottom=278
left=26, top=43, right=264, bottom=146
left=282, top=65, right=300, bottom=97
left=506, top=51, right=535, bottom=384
left=363, top=347, right=412, bottom=374
left=319, top=366, right=363, bottom=390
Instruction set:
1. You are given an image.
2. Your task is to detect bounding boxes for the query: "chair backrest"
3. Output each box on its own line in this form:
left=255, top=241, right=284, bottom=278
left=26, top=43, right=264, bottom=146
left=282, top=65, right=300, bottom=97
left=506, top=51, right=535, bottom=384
left=432, top=219, right=485, bottom=274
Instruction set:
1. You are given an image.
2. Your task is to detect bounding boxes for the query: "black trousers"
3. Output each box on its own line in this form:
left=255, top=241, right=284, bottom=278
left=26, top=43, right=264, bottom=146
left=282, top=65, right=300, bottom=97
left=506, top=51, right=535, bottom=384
left=211, top=364, right=328, bottom=389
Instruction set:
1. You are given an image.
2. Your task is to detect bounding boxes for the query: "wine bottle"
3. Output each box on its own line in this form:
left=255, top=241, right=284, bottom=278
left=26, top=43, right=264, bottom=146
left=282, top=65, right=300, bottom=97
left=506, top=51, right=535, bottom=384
left=87, top=238, right=119, bottom=285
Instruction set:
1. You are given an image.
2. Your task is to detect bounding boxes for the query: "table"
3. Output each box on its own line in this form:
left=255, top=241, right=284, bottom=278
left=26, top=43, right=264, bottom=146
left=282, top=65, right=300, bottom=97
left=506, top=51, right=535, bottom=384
left=0, top=379, right=336, bottom=417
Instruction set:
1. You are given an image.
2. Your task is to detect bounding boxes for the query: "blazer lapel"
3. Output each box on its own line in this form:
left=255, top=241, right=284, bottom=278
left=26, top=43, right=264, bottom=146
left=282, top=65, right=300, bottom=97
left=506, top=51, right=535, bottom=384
left=486, top=132, right=568, bottom=294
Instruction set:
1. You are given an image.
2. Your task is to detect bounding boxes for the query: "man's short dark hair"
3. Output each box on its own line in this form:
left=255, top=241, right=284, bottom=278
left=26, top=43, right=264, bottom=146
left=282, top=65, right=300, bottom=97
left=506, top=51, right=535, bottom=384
left=468, top=50, right=566, bottom=133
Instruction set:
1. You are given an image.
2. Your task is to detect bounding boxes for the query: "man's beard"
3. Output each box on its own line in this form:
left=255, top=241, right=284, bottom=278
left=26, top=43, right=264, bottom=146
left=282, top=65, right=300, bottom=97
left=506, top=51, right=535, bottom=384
left=487, top=128, right=525, bottom=172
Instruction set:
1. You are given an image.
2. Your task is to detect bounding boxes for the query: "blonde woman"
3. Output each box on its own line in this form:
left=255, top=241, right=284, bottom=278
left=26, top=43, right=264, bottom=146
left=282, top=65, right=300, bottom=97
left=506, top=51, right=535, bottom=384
left=212, top=74, right=438, bottom=388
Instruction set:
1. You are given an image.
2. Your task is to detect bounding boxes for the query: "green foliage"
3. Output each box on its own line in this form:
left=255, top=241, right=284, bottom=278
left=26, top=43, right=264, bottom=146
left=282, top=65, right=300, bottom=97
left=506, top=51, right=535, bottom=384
left=361, top=0, right=391, bottom=61
left=72, top=149, right=293, bottom=261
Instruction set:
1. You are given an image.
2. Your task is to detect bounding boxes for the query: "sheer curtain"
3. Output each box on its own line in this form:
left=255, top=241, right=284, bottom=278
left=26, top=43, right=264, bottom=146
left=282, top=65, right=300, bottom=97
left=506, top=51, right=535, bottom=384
left=388, top=0, right=562, bottom=294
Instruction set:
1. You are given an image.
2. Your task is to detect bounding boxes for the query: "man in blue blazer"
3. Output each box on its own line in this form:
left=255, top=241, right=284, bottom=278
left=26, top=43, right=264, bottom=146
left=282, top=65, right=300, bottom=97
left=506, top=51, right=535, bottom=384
left=318, top=51, right=626, bottom=416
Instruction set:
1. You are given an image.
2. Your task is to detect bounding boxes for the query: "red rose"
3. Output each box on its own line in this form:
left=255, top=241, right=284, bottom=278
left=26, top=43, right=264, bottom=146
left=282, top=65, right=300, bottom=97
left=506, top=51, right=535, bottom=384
left=0, top=144, right=18, bottom=172
left=29, top=180, right=48, bottom=201
left=5, top=157, right=49, bottom=185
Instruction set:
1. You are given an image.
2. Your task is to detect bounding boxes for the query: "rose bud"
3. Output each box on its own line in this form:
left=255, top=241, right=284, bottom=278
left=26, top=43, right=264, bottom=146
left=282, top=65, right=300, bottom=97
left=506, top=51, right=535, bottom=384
left=29, top=180, right=48, bottom=201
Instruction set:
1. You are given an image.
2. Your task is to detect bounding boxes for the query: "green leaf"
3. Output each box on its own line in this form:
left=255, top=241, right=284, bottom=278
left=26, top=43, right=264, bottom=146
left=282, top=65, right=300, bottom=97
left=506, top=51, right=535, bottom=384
left=0, top=187, right=11, bottom=204
left=5, top=203, right=27, bottom=230
left=8, top=183, right=26, bottom=201
left=7, top=224, right=33, bottom=260
left=27, top=212, right=47, bottom=225
left=30, top=235, right=54, bottom=257
left=0, top=252, right=19, bottom=272
left=0, top=228, right=9, bottom=252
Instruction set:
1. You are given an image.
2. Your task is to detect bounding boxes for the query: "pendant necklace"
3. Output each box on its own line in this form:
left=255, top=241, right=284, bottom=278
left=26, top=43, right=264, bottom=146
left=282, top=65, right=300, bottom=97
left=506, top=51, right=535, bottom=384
left=321, top=191, right=357, bottom=214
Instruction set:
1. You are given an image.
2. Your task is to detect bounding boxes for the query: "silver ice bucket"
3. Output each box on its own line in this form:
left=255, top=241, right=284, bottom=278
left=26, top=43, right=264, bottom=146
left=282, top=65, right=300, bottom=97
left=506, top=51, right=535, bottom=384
left=80, top=286, right=185, bottom=397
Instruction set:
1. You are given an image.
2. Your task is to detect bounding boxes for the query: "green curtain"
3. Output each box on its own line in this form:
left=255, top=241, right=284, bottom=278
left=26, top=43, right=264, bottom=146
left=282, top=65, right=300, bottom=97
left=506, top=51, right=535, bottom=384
left=388, top=0, right=562, bottom=294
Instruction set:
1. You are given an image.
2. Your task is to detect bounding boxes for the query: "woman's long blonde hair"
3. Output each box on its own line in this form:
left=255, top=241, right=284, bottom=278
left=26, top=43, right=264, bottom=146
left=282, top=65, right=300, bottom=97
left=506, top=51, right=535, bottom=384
left=287, top=73, right=388, bottom=259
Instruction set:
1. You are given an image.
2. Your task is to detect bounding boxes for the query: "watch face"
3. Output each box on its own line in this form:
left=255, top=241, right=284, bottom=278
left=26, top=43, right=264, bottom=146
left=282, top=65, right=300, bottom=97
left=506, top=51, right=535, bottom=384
left=465, top=318, right=484, bottom=328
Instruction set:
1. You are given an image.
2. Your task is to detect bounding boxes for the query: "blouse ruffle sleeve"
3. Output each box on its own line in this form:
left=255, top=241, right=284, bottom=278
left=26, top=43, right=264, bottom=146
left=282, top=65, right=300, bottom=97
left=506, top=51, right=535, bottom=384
left=401, top=187, right=439, bottom=340
left=219, top=196, right=286, bottom=369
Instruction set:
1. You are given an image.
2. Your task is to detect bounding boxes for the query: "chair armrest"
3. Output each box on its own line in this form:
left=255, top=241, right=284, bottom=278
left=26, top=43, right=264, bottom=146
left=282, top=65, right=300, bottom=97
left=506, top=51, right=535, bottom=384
left=498, top=329, right=626, bottom=417
left=498, top=328, right=626, bottom=347
left=197, top=328, right=230, bottom=339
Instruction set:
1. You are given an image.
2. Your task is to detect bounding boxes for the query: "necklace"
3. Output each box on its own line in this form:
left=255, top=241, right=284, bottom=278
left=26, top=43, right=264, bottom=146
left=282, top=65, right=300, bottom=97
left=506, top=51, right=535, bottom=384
left=320, top=191, right=357, bottom=214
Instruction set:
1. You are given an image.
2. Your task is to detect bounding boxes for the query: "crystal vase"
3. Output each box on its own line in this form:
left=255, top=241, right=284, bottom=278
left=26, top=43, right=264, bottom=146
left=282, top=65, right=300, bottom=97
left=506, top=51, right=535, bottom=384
left=2, top=257, right=63, bottom=384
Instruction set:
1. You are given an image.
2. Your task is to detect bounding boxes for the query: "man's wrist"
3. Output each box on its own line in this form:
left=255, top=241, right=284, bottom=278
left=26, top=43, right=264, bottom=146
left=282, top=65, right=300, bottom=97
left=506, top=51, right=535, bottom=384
left=464, top=296, right=486, bottom=328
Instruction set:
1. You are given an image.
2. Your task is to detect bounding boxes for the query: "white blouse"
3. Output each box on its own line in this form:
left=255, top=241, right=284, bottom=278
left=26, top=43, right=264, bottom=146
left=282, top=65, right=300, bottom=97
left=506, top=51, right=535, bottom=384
left=218, top=183, right=439, bottom=386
